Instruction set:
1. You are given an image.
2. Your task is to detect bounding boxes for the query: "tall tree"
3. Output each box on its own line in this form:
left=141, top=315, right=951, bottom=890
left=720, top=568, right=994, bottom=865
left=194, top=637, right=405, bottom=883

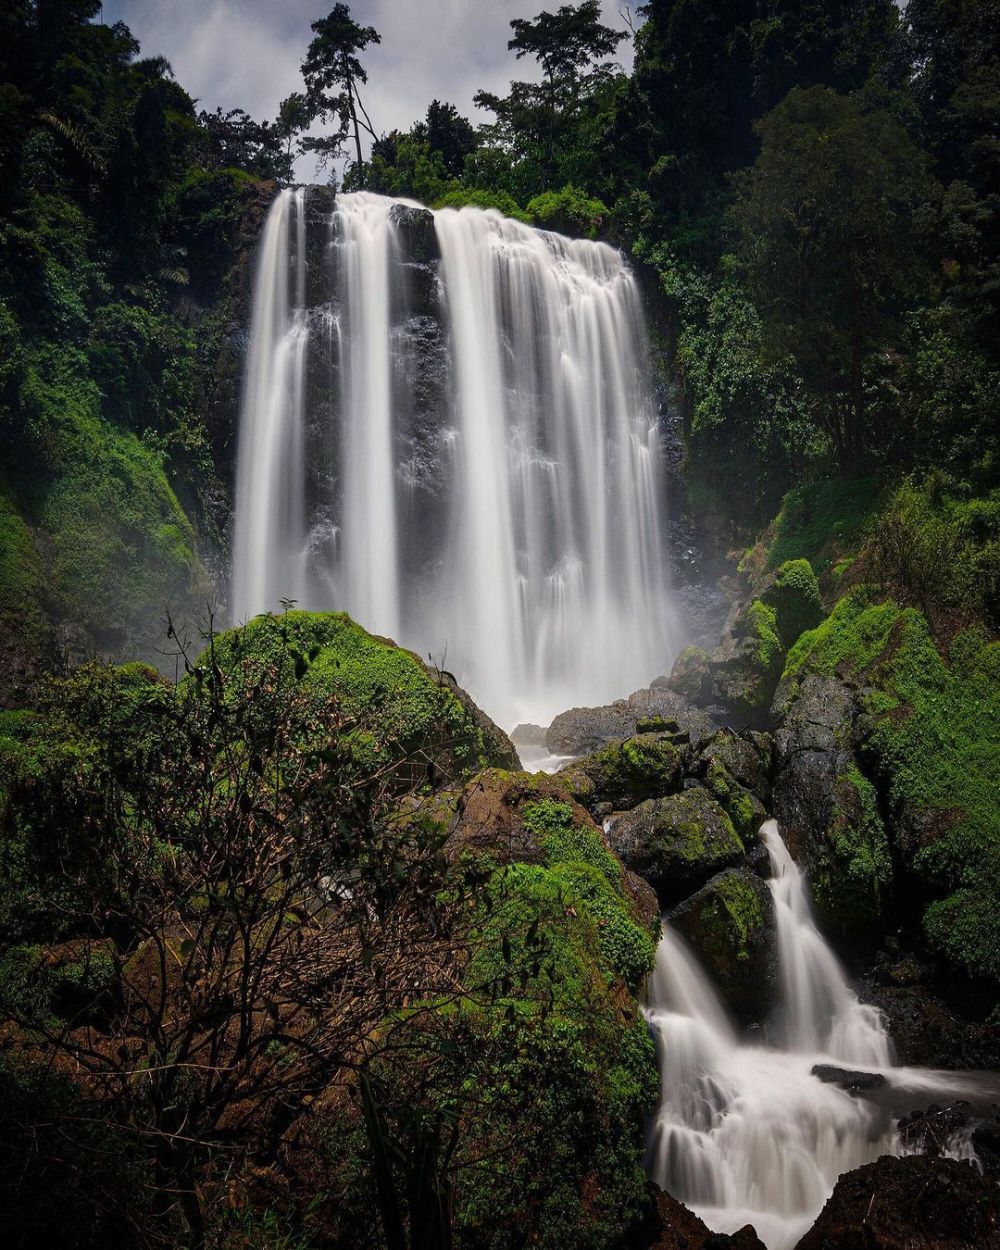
left=477, top=1, right=625, bottom=192
left=301, top=3, right=380, bottom=176
left=735, top=86, right=936, bottom=472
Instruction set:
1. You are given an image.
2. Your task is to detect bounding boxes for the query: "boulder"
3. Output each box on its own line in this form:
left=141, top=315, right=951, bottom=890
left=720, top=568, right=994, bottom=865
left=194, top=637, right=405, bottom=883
left=701, top=758, right=768, bottom=843
left=705, top=600, right=785, bottom=728
left=208, top=611, right=519, bottom=788
left=794, top=1155, right=1000, bottom=1249
left=762, top=559, right=823, bottom=649
left=639, top=1184, right=766, bottom=1250
left=810, top=1065, right=888, bottom=1094
left=699, top=728, right=774, bottom=803
left=770, top=675, right=892, bottom=942
left=556, top=733, right=684, bottom=811
left=546, top=687, right=718, bottom=757
left=669, top=867, right=778, bottom=1023
left=609, top=788, right=745, bottom=905
left=447, top=769, right=658, bottom=934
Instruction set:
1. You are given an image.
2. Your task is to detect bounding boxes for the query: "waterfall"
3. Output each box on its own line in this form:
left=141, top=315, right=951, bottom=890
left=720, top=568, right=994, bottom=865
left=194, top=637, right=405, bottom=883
left=231, top=189, right=675, bottom=728
left=645, top=820, right=990, bottom=1250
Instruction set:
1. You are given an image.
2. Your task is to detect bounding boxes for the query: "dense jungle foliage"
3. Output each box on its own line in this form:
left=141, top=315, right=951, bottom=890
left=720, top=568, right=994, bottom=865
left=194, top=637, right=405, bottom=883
left=0, top=2, right=999, bottom=1249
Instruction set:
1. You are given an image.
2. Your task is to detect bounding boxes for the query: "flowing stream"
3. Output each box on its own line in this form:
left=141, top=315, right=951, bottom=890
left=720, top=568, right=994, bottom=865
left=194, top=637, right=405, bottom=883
left=646, top=820, right=990, bottom=1249
left=231, top=189, right=675, bottom=728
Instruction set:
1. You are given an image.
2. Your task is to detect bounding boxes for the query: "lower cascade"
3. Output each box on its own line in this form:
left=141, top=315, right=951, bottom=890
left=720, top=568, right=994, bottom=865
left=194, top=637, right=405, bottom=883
left=645, top=820, right=987, bottom=1250
left=231, top=188, right=676, bottom=728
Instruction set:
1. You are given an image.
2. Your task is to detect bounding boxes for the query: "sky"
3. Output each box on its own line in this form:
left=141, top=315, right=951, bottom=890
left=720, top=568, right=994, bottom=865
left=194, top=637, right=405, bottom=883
left=99, top=1, right=636, bottom=179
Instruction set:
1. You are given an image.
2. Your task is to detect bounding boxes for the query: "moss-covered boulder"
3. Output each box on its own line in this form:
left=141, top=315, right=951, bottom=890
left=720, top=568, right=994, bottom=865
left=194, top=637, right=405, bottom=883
left=208, top=610, right=518, bottom=784
left=608, top=787, right=745, bottom=905
left=763, top=558, right=824, bottom=648
left=707, top=599, right=786, bottom=727
left=778, top=591, right=1000, bottom=988
left=699, top=728, right=773, bottom=802
left=555, top=733, right=683, bottom=812
left=669, top=867, right=778, bottom=1023
left=450, top=768, right=659, bottom=935
left=665, top=646, right=714, bottom=703
left=811, top=764, right=892, bottom=940
left=701, top=757, right=768, bottom=843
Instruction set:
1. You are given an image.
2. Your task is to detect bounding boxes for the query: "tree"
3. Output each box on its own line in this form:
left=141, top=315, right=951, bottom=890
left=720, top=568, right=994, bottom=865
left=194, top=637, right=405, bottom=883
left=476, top=1, right=625, bottom=193
left=301, top=3, right=380, bottom=177
left=274, top=91, right=310, bottom=181
left=735, top=86, right=936, bottom=472
left=425, top=99, right=477, bottom=179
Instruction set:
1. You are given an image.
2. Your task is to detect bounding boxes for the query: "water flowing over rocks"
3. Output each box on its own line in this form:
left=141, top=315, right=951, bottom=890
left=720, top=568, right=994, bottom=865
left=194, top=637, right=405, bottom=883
left=231, top=188, right=678, bottom=729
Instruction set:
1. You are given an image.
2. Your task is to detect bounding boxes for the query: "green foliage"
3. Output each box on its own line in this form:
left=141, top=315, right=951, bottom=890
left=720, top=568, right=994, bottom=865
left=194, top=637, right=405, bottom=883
left=210, top=610, right=516, bottom=779
left=768, top=478, right=882, bottom=573
left=736, top=86, right=936, bottom=472
left=866, top=476, right=1000, bottom=627
left=433, top=186, right=531, bottom=221
left=526, top=184, right=608, bottom=238
left=787, top=594, right=1000, bottom=985
left=766, top=558, right=824, bottom=646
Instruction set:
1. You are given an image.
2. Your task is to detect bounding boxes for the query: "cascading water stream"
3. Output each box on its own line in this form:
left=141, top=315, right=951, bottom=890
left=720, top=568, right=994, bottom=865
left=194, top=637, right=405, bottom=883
left=231, top=189, right=676, bottom=728
left=645, top=820, right=989, bottom=1250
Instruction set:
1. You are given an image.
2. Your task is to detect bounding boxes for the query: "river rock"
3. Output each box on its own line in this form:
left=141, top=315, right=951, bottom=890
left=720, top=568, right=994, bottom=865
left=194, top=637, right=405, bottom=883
left=699, top=728, right=774, bottom=803
left=810, top=1064, right=888, bottom=1093
left=608, top=787, right=745, bottom=904
left=546, top=687, right=718, bottom=757
left=794, top=1155, right=1000, bottom=1249
left=555, top=733, right=684, bottom=811
left=670, top=867, right=778, bottom=1023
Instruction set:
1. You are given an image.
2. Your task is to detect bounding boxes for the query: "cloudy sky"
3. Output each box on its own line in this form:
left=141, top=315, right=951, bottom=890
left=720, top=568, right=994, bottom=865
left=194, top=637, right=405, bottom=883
left=100, top=1, right=635, bottom=178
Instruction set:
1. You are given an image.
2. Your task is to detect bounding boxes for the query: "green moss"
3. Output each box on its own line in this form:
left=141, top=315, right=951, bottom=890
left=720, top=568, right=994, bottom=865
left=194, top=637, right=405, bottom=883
left=812, top=763, right=893, bottom=935
left=767, top=558, right=824, bottom=646
left=698, top=871, right=766, bottom=963
left=768, top=477, right=881, bottom=573
left=568, top=734, right=683, bottom=808
left=210, top=611, right=513, bottom=779
left=453, top=858, right=656, bottom=1247
left=748, top=599, right=782, bottom=671
left=703, top=758, right=761, bottom=841
left=786, top=592, right=1000, bottom=983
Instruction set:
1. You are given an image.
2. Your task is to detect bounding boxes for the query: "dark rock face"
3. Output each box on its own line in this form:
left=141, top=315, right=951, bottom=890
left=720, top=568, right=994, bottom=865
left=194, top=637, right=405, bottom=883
left=609, top=787, right=745, bottom=905
left=810, top=1064, right=888, bottom=1093
left=546, top=686, right=718, bottom=757
left=794, top=1155, right=1000, bottom=1249
left=670, top=867, right=778, bottom=1023
left=638, top=1184, right=766, bottom=1250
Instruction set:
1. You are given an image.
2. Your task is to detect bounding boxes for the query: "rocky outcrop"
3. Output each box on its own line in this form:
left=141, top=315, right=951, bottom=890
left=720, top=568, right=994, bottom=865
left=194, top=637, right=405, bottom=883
left=794, top=1155, right=1000, bottom=1249
left=608, top=787, right=745, bottom=905
left=670, top=867, right=778, bottom=1023
left=556, top=732, right=684, bottom=811
left=639, top=1185, right=766, bottom=1250
left=546, top=686, right=718, bottom=757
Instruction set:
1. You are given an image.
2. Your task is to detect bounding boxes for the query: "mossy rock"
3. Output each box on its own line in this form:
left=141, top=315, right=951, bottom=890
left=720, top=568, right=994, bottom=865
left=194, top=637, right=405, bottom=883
left=811, top=764, right=893, bottom=941
left=669, top=867, right=778, bottom=1023
left=450, top=768, right=659, bottom=935
left=699, top=727, right=773, bottom=802
left=702, top=757, right=768, bottom=843
left=608, top=787, right=745, bottom=906
left=763, top=558, right=824, bottom=648
left=780, top=591, right=1000, bottom=988
left=707, top=599, right=785, bottom=727
left=555, top=733, right=683, bottom=812
left=207, top=611, right=518, bottom=784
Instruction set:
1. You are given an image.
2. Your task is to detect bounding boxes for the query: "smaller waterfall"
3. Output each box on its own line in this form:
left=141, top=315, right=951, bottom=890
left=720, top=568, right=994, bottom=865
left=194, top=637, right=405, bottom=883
left=645, top=820, right=981, bottom=1250
left=762, top=822, right=892, bottom=1066
left=645, top=937, right=891, bottom=1249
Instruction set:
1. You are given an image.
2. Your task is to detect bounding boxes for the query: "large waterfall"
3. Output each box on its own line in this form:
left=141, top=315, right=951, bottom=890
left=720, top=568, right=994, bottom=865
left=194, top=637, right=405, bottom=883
left=232, top=188, right=675, bottom=728
left=645, top=820, right=987, bottom=1250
